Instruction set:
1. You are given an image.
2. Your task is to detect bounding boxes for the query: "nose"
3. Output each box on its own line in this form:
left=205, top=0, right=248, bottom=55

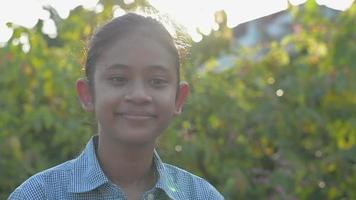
left=124, top=81, right=152, bottom=104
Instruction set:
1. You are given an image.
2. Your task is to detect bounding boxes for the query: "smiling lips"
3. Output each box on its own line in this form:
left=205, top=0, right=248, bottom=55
left=115, top=111, right=157, bottom=120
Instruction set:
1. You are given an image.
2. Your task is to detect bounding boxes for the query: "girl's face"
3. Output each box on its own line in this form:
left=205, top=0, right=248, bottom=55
left=78, top=32, right=188, bottom=146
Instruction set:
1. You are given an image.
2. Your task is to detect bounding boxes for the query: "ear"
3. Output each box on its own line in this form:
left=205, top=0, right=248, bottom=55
left=174, top=82, right=189, bottom=115
left=76, top=78, right=94, bottom=112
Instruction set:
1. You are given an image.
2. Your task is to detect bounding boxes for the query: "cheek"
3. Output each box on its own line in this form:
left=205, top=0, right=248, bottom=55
left=93, top=89, right=121, bottom=113
left=154, top=90, right=177, bottom=112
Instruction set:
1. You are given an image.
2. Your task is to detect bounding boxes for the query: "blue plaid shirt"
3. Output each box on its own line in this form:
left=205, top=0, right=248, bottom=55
left=9, top=136, right=224, bottom=199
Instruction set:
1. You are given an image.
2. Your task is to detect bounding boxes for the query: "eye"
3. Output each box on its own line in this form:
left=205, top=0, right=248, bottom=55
left=108, top=76, right=127, bottom=86
left=150, top=78, right=168, bottom=88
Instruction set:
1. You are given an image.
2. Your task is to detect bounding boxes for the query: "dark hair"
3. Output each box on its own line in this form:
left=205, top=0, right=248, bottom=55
left=84, top=13, right=181, bottom=89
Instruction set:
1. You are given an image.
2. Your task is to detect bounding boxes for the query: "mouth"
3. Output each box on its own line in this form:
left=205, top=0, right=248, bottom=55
left=115, top=111, right=157, bottom=120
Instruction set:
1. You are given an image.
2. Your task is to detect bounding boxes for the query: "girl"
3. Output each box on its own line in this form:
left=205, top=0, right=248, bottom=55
left=9, top=13, right=224, bottom=200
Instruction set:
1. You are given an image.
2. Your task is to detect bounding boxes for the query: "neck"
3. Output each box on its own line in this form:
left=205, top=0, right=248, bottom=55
left=96, top=134, right=156, bottom=189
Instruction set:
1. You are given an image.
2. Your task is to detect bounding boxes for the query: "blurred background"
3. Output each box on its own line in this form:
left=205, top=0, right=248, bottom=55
left=0, top=0, right=355, bottom=199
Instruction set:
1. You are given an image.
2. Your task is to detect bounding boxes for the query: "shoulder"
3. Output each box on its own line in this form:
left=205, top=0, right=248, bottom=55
left=162, top=163, right=224, bottom=199
left=8, top=160, right=74, bottom=200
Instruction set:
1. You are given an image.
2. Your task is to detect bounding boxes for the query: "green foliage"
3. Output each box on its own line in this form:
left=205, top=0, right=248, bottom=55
left=0, top=1, right=355, bottom=199
left=162, top=2, right=356, bottom=199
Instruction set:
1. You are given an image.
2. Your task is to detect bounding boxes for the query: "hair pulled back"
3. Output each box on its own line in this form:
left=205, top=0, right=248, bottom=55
left=84, top=13, right=181, bottom=89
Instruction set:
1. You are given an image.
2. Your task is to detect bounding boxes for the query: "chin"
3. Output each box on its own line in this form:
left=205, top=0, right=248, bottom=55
left=115, top=131, right=158, bottom=145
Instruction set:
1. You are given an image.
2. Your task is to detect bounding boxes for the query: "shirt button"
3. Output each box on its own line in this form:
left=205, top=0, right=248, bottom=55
left=147, top=193, right=154, bottom=200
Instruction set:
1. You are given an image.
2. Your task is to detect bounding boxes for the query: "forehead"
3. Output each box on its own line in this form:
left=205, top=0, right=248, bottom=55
left=95, top=33, right=177, bottom=73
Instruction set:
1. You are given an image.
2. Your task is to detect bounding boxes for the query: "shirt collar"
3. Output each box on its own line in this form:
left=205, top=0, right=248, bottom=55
left=153, top=150, right=187, bottom=200
left=68, top=136, right=109, bottom=193
left=67, top=136, right=185, bottom=199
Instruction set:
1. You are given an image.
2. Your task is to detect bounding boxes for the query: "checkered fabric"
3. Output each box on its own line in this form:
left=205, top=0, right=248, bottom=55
left=9, top=136, right=224, bottom=200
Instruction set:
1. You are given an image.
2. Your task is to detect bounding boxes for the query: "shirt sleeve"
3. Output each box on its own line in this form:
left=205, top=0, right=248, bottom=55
left=8, top=176, right=47, bottom=200
left=208, top=188, right=225, bottom=200
left=8, top=187, right=25, bottom=200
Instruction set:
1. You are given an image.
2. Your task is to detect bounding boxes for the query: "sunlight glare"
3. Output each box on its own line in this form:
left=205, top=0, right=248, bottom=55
left=149, top=0, right=289, bottom=40
left=113, top=5, right=126, bottom=18
left=95, top=4, right=104, bottom=13
left=22, top=43, right=30, bottom=53
left=81, top=0, right=100, bottom=10
left=19, top=33, right=28, bottom=44
left=38, top=0, right=99, bottom=19
left=189, top=30, right=203, bottom=43
left=174, top=145, right=182, bottom=152
left=0, top=23, right=13, bottom=45
left=212, top=22, right=219, bottom=31
left=42, top=19, right=57, bottom=38
left=318, top=181, right=326, bottom=188
left=223, top=0, right=288, bottom=28
left=0, top=0, right=42, bottom=29
left=12, top=38, right=19, bottom=46
left=149, top=0, right=218, bottom=42
left=18, top=33, right=30, bottom=53
left=124, top=0, right=135, bottom=5
left=276, top=89, right=284, bottom=97
left=316, top=0, right=355, bottom=11
left=0, top=0, right=354, bottom=44
left=288, top=0, right=307, bottom=6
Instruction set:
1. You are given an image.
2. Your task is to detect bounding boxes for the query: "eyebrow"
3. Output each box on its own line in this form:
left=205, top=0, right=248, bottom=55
left=105, top=63, right=130, bottom=70
left=146, top=64, right=171, bottom=72
left=104, top=63, right=171, bottom=72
